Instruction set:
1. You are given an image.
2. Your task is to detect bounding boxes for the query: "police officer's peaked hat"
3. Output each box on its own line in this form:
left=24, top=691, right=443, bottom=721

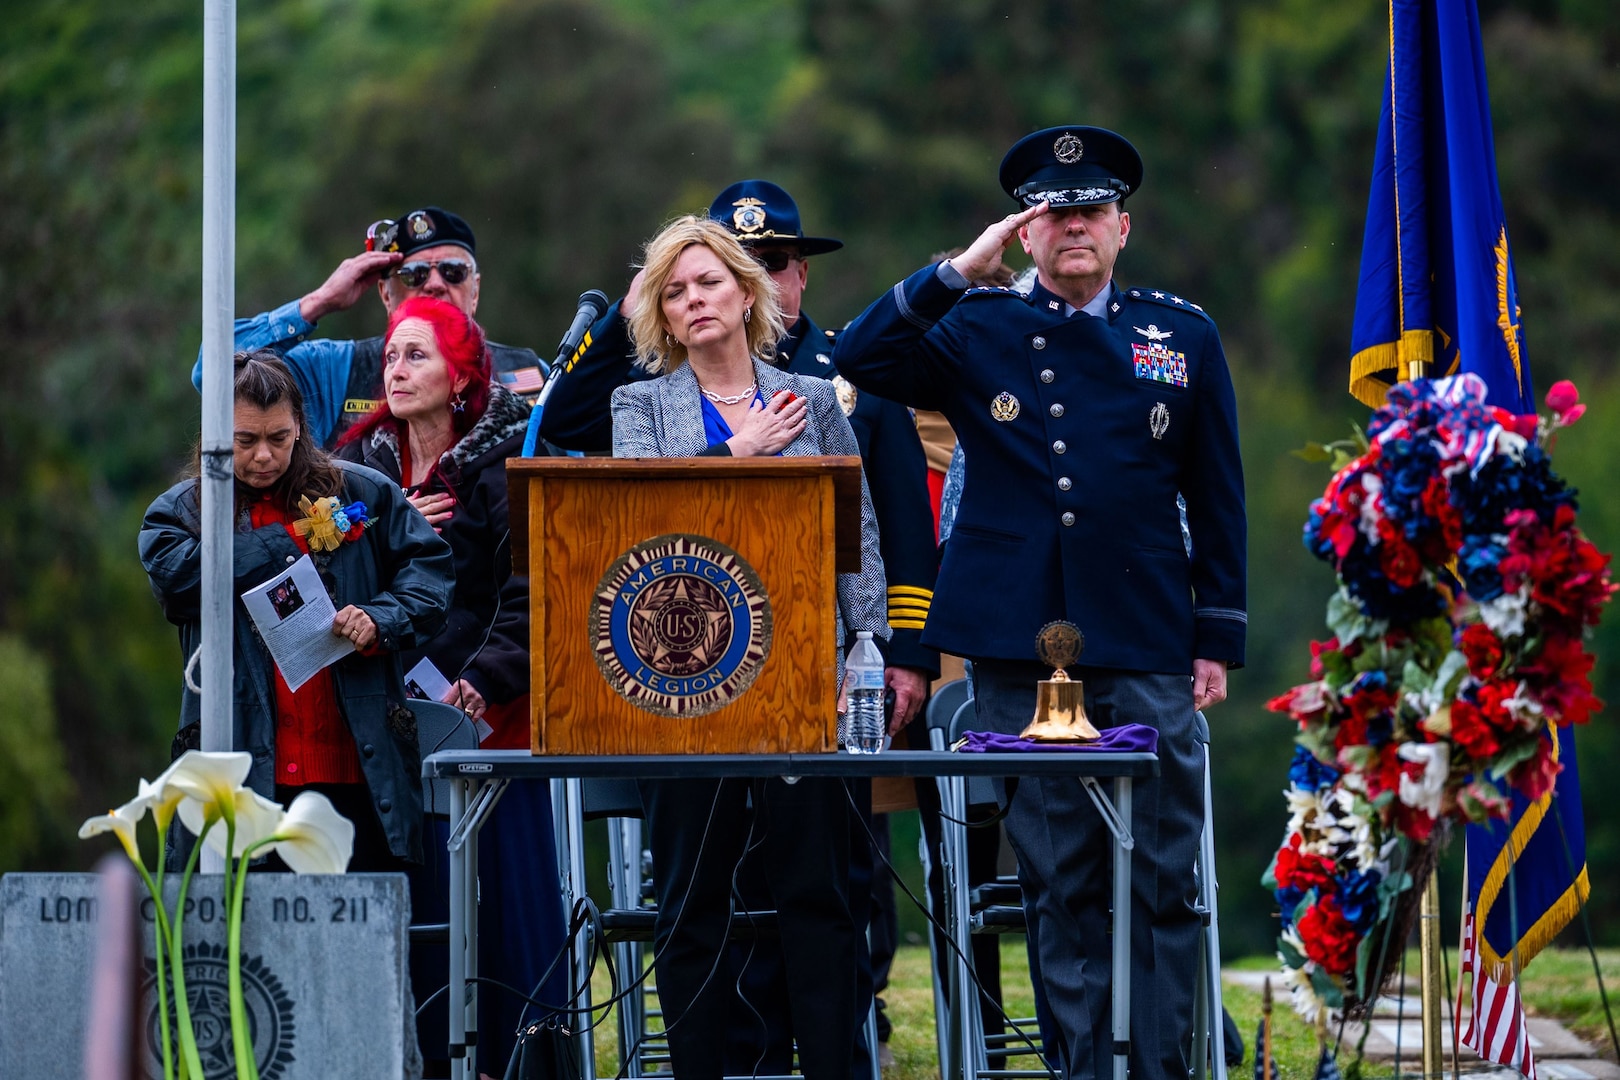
left=367, top=206, right=477, bottom=258
left=999, top=126, right=1143, bottom=208
left=708, top=180, right=844, bottom=256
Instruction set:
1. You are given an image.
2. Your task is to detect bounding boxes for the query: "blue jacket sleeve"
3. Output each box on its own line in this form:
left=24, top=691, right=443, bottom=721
left=831, top=263, right=971, bottom=413
left=858, top=395, right=940, bottom=676
left=537, top=300, right=654, bottom=451
left=191, top=298, right=355, bottom=447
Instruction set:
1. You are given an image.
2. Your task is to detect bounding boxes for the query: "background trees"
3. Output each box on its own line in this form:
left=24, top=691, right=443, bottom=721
left=3, top=0, right=1616, bottom=955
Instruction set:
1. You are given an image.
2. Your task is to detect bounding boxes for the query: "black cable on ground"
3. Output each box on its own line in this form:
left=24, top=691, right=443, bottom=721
left=841, top=779, right=1059, bottom=1080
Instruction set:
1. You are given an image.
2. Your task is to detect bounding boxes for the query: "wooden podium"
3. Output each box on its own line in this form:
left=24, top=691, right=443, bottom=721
left=507, top=456, right=864, bottom=755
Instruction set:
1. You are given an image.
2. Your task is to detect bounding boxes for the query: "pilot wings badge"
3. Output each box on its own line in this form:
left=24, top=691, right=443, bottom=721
left=1133, top=324, right=1173, bottom=342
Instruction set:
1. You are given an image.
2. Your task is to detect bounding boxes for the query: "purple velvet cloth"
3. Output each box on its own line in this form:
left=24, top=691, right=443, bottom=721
left=954, top=724, right=1159, bottom=755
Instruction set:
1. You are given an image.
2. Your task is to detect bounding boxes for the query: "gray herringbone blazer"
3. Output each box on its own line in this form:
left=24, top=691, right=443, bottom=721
left=610, top=359, right=891, bottom=679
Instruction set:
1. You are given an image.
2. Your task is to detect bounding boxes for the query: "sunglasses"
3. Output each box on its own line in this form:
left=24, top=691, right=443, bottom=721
left=751, top=249, right=800, bottom=273
left=394, top=259, right=475, bottom=288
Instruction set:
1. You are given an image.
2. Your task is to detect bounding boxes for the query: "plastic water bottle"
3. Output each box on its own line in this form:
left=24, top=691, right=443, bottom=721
left=844, top=631, right=887, bottom=755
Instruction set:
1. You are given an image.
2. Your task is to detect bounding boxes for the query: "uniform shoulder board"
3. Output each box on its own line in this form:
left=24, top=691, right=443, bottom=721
left=1125, top=287, right=1214, bottom=322
left=962, top=285, right=1021, bottom=300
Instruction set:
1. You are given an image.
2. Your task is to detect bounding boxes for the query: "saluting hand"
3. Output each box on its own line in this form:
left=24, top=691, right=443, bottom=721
left=726, top=390, right=807, bottom=457
left=947, top=201, right=1049, bottom=284
left=300, top=250, right=404, bottom=323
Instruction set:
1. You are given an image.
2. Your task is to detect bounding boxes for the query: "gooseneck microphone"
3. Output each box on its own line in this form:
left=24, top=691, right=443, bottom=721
left=524, top=289, right=611, bottom=456
left=552, top=289, right=611, bottom=371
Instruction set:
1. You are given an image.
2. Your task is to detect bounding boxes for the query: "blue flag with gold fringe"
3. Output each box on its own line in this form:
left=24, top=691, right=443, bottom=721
left=1350, top=0, right=1588, bottom=972
left=1349, top=0, right=1533, bottom=413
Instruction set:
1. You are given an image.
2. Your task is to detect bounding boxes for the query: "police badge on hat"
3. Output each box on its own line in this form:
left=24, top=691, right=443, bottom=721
left=732, top=198, right=767, bottom=234
left=832, top=375, right=858, bottom=417
left=991, top=392, right=1021, bottom=422
left=407, top=211, right=436, bottom=242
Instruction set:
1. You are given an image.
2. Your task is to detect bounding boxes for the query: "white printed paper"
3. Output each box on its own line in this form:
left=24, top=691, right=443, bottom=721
left=404, top=656, right=452, bottom=703
left=240, top=555, right=354, bottom=692
left=405, top=656, right=494, bottom=743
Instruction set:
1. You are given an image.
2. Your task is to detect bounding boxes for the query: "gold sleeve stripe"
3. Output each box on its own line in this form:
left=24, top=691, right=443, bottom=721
left=889, top=616, right=928, bottom=630
left=888, top=585, right=935, bottom=601
left=889, top=598, right=931, bottom=614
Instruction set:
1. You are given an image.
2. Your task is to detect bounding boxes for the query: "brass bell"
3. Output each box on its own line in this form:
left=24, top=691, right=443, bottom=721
left=1020, top=621, right=1102, bottom=743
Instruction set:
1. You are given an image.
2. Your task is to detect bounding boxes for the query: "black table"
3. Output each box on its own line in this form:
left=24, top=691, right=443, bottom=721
left=422, top=749, right=1158, bottom=1080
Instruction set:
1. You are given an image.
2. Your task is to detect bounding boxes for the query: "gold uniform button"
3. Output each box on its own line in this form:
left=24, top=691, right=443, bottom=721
left=1061, top=512, right=1076, bottom=526
left=1058, top=477, right=1072, bottom=491
left=1052, top=440, right=1067, bottom=454
left=1050, top=403, right=1065, bottom=418
left=1040, top=369, right=1055, bottom=383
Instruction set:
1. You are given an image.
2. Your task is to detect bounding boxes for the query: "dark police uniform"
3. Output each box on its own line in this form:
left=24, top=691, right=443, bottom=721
left=833, top=128, right=1246, bottom=1080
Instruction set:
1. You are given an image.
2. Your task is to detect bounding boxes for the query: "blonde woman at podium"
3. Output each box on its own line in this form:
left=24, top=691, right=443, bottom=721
left=610, top=216, right=890, bottom=1079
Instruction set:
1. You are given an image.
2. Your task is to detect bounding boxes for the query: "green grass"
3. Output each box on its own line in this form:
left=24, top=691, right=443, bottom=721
left=585, top=946, right=1620, bottom=1080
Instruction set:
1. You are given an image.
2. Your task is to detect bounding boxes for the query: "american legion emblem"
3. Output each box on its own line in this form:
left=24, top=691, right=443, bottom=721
left=591, top=534, right=772, bottom=718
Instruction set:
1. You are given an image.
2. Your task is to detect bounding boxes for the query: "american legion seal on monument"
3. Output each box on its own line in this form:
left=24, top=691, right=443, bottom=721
left=590, top=533, right=773, bottom=717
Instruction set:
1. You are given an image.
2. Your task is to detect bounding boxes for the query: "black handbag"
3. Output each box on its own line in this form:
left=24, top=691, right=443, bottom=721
left=501, top=899, right=608, bottom=1080
left=502, top=1017, right=582, bottom=1080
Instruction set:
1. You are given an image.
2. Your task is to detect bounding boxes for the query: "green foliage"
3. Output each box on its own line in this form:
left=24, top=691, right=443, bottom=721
left=0, top=637, right=74, bottom=869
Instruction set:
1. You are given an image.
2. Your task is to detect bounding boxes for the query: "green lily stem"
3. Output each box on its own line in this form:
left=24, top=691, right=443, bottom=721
left=128, top=840, right=176, bottom=1080
left=169, top=825, right=209, bottom=1080
left=229, top=838, right=276, bottom=1080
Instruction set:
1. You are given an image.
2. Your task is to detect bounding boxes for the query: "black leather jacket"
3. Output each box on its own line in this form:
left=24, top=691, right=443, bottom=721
left=139, top=461, right=455, bottom=861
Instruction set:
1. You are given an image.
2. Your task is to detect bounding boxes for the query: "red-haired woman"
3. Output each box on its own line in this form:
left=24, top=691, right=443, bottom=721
left=337, top=296, right=566, bottom=1074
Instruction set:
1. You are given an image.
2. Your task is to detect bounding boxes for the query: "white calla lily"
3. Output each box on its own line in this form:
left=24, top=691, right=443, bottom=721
left=168, top=751, right=254, bottom=837
left=78, top=802, right=145, bottom=864
left=267, top=791, right=355, bottom=874
left=200, top=789, right=287, bottom=860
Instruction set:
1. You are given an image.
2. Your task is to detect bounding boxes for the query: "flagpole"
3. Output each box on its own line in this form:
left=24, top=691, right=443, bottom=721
left=1419, top=873, right=1444, bottom=1078
left=199, top=0, right=235, bottom=874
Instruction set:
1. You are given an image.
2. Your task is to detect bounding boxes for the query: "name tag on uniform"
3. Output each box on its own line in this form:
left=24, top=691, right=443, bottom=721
left=1130, top=343, right=1188, bottom=388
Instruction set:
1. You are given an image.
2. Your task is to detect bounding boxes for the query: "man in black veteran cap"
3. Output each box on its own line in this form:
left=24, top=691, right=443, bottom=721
left=190, top=205, right=546, bottom=448
left=835, top=127, right=1246, bottom=1080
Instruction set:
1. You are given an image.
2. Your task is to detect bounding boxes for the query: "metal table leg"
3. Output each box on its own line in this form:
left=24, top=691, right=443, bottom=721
left=1110, top=777, right=1133, bottom=1080
left=448, top=777, right=469, bottom=1080
left=446, top=777, right=509, bottom=1080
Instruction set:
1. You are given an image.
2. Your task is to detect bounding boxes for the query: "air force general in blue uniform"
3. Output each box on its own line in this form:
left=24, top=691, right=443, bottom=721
left=834, top=127, right=1246, bottom=1080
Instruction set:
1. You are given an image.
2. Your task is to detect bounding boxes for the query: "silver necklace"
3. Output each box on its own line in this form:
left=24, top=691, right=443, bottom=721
left=696, top=380, right=757, bottom=406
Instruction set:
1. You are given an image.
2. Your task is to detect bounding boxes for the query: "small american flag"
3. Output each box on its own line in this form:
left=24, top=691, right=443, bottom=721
left=497, top=366, right=545, bottom=402
left=1457, top=901, right=1538, bottom=1079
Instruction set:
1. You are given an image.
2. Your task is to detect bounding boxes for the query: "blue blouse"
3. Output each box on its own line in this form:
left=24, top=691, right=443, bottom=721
left=700, top=391, right=775, bottom=451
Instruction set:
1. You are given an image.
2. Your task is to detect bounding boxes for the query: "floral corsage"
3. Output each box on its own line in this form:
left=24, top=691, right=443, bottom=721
left=292, top=495, right=371, bottom=552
